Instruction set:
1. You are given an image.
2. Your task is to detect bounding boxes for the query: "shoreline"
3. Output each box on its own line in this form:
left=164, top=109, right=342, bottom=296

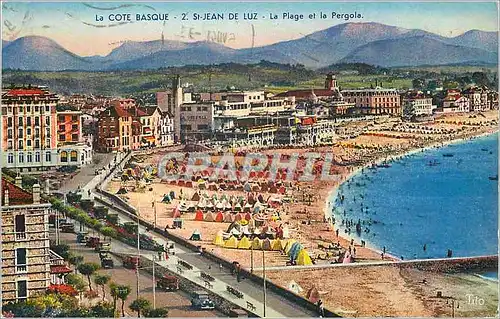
left=324, top=129, right=499, bottom=263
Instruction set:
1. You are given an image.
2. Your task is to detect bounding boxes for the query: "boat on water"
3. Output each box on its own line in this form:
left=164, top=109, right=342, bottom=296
left=443, top=153, right=454, bottom=157
left=489, top=175, right=498, bottom=181
left=376, top=162, right=391, bottom=168
left=427, top=160, right=440, bottom=166
left=481, top=148, right=489, bottom=151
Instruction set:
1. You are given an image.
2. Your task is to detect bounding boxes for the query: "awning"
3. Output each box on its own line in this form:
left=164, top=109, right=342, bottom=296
left=50, top=265, right=72, bottom=274
left=143, top=136, right=156, bottom=142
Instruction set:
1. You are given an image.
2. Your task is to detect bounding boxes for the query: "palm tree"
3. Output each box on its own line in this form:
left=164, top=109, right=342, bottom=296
left=93, top=274, right=111, bottom=301
left=116, top=285, right=131, bottom=317
left=129, top=297, right=151, bottom=317
left=145, top=307, right=169, bottom=318
left=77, top=262, right=100, bottom=291
left=66, top=273, right=87, bottom=303
left=109, top=282, right=119, bottom=314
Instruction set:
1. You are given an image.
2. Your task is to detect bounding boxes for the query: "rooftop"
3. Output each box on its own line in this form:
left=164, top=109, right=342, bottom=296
left=1, top=177, right=45, bottom=206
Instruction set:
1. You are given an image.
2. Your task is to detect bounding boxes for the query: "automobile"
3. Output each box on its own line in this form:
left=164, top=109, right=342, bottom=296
left=123, top=256, right=140, bottom=269
left=100, top=255, right=114, bottom=269
left=156, top=274, right=179, bottom=291
left=86, top=237, right=101, bottom=248
left=76, top=232, right=89, bottom=244
left=191, top=291, right=215, bottom=310
left=60, top=223, right=75, bottom=233
left=95, top=242, right=111, bottom=252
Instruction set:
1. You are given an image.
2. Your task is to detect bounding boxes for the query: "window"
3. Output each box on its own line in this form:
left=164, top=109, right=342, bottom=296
left=7, top=128, right=12, bottom=138
left=46, top=152, right=51, bottom=162
left=34, top=117, right=40, bottom=126
left=19, top=153, right=24, bottom=163
left=197, top=107, right=202, bottom=111
left=58, top=115, right=65, bottom=122
left=198, top=124, right=209, bottom=130
left=72, top=115, right=78, bottom=121
left=18, top=140, right=23, bottom=149
left=26, top=117, right=31, bottom=126
left=59, top=125, right=65, bottom=131
left=46, top=128, right=50, bottom=137
left=15, top=214, right=26, bottom=234
left=18, top=117, right=23, bottom=125
left=35, top=152, right=40, bottom=162
left=8, top=153, right=13, bottom=163
left=72, top=134, right=78, bottom=141
left=70, top=151, right=77, bottom=162
left=61, top=151, right=68, bottom=162
left=7, top=140, right=13, bottom=149
left=27, top=140, right=31, bottom=147
left=17, top=280, right=27, bottom=299
left=59, top=134, right=66, bottom=142
left=27, top=128, right=31, bottom=136
left=7, top=117, right=12, bottom=127
left=202, top=107, right=208, bottom=111
left=46, top=117, right=50, bottom=125
left=35, top=128, right=40, bottom=137
left=35, top=106, right=39, bottom=112
left=35, top=139, right=40, bottom=148
left=27, top=105, right=31, bottom=112
left=72, top=124, right=78, bottom=131
left=16, top=248, right=27, bottom=268
left=45, top=105, right=50, bottom=112
left=27, top=153, right=32, bottom=162
left=18, top=128, right=23, bottom=138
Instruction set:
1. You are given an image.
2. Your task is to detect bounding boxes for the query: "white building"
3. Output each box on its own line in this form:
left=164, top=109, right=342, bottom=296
left=402, top=93, right=435, bottom=117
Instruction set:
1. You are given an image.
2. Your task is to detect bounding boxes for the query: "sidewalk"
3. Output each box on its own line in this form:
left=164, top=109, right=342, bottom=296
left=97, top=195, right=313, bottom=318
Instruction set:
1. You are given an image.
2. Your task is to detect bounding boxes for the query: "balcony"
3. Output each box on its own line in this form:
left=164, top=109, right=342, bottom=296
left=16, top=232, right=27, bottom=240
left=16, top=264, right=27, bottom=272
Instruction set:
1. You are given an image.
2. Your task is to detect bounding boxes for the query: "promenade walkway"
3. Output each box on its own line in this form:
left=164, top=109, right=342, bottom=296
left=96, top=194, right=314, bottom=318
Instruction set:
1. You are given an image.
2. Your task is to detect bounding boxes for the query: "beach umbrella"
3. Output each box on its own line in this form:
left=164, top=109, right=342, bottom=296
left=194, top=210, right=204, bottom=221
left=262, top=238, right=272, bottom=250
left=204, top=212, right=215, bottom=222
left=224, top=212, right=235, bottom=223
left=271, top=239, right=282, bottom=251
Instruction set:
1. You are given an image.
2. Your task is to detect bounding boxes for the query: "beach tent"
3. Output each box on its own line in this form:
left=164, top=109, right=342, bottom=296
left=206, top=202, right=214, bottom=211
left=237, top=236, right=252, bottom=249
left=244, top=183, right=252, bottom=192
left=271, top=239, right=282, bottom=251
left=185, top=181, right=193, bottom=187
left=194, top=210, right=204, bottom=221
left=224, top=201, right=232, bottom=211
left=215, top=211, right=224, bottom=222
left=296, top=249, right=313, bottom=266
left=215, top=201, right=224, bottom=210
left=213, top=231, right=224, bottom=246
left=234, top=202, right=242, bottom=212
left=251, top=237, right=262, bottom=250
left=288, top=242, right=303, bottom=260
left=234, top=213, right=243, bottom=222
left=224, top=213, right=234, bottom=223
left=224, top=236, right=239, bottom=249
left=197, top=200, right=206, bottom=209
left=261, top=238, right=272, bottom=251
left=244, top=212, right=252, bottom=221
left=204, top=212, right=215, bottom=222
left=281, top=239, right=292, bottom=251
left=189, top=229, right=201, bottom=241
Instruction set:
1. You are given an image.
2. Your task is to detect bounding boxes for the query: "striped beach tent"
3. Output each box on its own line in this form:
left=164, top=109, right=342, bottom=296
left=271, top=239, right=282, bottom=251
left=224, top=213, right=234, bottom=223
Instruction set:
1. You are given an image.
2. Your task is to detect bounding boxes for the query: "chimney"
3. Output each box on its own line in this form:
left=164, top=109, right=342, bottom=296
left=33, top=183, right=41, bottom=204
left=15, top=175, right=22, bottom=188
left=4, top=189, right=9, bottom=206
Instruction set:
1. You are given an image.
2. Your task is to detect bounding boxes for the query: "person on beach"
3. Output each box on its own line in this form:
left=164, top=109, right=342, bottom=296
left=383, top=246, right=386, bottom=254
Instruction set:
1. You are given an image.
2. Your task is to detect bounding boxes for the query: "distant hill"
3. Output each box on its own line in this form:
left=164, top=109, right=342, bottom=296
left=339, top=36, right=498, bottom=67
left=2, top=23, right=498, bottom=71
left=2, top=36, right=97, bottom=71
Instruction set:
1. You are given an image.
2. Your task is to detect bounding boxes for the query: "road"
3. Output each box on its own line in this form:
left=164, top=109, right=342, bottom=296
left=53, top=230, right=222, bottom=317
left=93, top=194, right=316, bottom=318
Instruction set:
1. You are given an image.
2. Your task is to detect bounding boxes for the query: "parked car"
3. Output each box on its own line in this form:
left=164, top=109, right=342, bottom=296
left=156, top=274, right=179, bottom=291
left=100, top=255, right=114, bottom=269
left=191, top=291, right=215, bottom=310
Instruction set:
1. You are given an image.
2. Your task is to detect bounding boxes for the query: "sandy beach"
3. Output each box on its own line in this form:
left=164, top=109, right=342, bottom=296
left=106, top=110, right=499, bottom=317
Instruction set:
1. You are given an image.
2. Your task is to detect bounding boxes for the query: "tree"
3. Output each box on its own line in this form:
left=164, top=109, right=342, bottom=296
left=129, top=297, right=151, bottom=317
left=94, top=274, right=111, bottom=301
left=77, top=262, right=100, bottom=291
left=116, top=285, right=131, bottom=317
left=109, top=282, right=119, bottom=314
left=51, top=244, right=71, bottom=259
left=68, top=254, right=84, bottom=274
left=90, top=301, right=115, bottom=317
left=145, top=307, right=169, bottom=318
left=66, top=273, right=87, bottom=302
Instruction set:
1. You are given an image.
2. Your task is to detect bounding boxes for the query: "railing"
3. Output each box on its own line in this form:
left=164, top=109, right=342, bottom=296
left=178, top=260, right=193, bottom=270
left=226, top=286, right=243, bottom=299
left=16, top=265, right=27, bottom=272
left=16, top=232, right=27, bottom=240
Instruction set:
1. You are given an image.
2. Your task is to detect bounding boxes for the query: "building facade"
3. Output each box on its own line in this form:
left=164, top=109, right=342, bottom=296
left=96, top=102, right=134, bottom=152
left=402, top=92, right=435, bottom=117
left=341, top=88, right=402, bottom=115
left=440, top=89, right=470, bottom=113
left=1, top=177, right=51, bottom=304
left=1, top=87, right=59, bottom=171
left=56, top=110, right=93, bottom=167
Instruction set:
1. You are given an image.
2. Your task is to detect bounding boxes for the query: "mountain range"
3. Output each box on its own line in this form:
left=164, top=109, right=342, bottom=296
left=2, top=22, right=498, bottom=71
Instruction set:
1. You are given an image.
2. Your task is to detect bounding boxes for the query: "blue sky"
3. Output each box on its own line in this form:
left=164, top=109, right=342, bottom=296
left=2, top=1, right=498, bottom=56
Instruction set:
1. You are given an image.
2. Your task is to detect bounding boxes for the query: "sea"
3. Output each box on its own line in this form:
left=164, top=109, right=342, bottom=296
left=330, top=133, right=498, bottom=279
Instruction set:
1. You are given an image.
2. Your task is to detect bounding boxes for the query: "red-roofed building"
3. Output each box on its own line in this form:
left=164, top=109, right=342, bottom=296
left=96, top=101, right=135, bottom=152
left=440, top=89, right=470, bottom=113
left=1, top=176, right=52, bottom=303
left=2, top=86, right=59, bottom=171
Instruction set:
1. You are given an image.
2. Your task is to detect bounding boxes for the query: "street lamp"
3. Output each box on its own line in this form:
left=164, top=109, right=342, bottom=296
left=262, top=248, right=267, bottom=318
